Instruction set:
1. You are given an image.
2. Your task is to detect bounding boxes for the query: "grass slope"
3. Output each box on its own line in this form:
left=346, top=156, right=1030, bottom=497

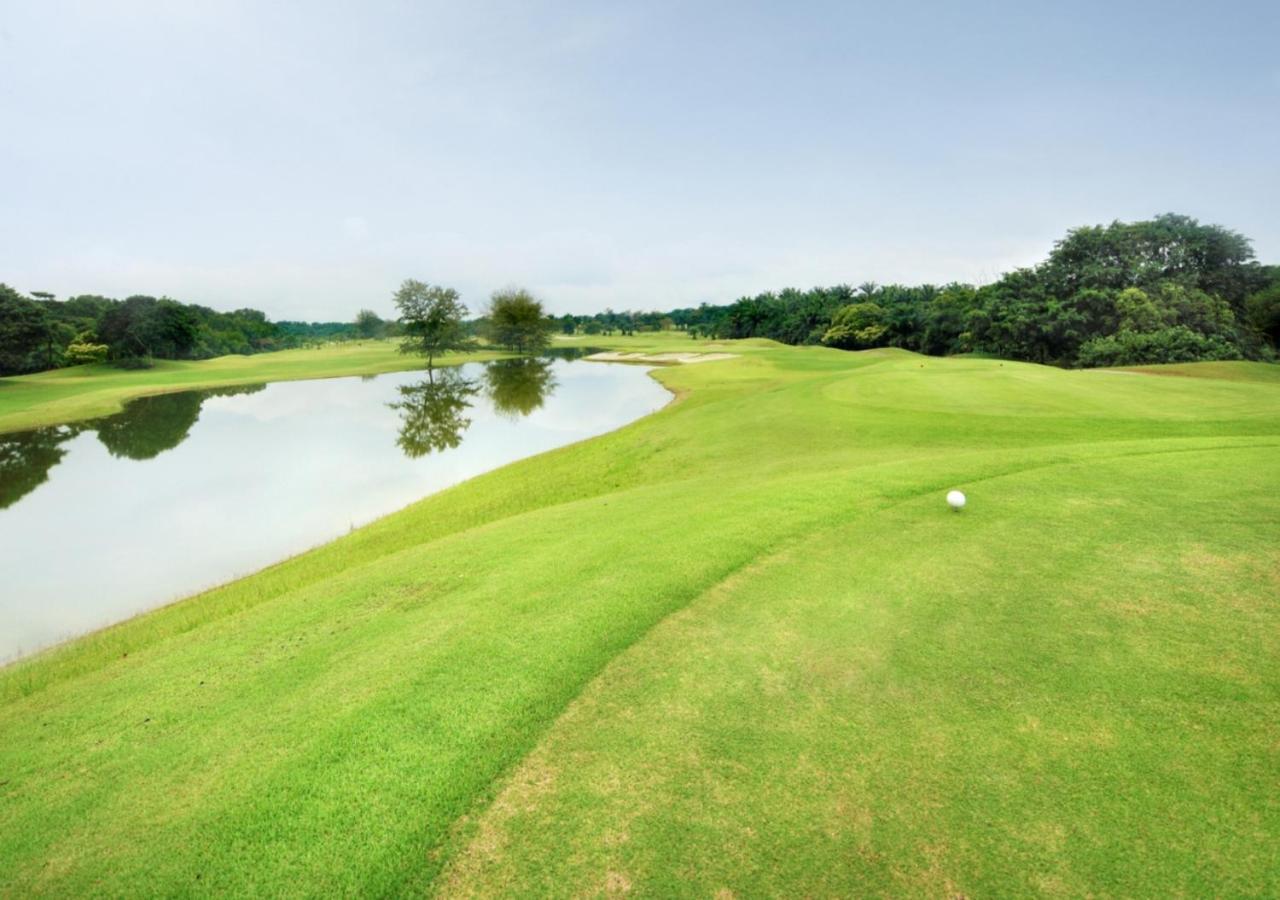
left=1, top=338, right=1277, bottom=896
left=0, top=341, right=511, bottom=434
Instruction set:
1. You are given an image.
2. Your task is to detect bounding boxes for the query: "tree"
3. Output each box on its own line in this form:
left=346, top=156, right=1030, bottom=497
left=920, top=284, right=976, bottom=355
left=821, top=303, right=889, bottom=349
left=0, top=284, right=52, bottom=375
left=486, top=287, right=551, bottom=353
left=150, top=299, right=199, bottom=358
left=2, top=285, right=358, bottom=373
left=393, top=280, right=471, bottom=367
left=94, top=295, right=198, bottom=365
left=97, top=296, right=159, bottom=363
left=1114, top=287, right=1168, bottom=333
left=65, top=340, right=109, bottom=365
left=354, top=309, right=386, bottom=339
left=1040, top=213, right=1262, bottom=307
left=28, top=291, right=59, bottom=367
left=1246, top=280, right=1280, bottom=346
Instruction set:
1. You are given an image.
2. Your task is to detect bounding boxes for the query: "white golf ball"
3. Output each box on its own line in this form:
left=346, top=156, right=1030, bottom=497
left=946, top=490, right=966, bottom=510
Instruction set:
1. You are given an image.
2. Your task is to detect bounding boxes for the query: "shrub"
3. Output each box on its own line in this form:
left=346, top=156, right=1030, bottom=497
left=821, top=303, right=889, bottom=349
left=1076, top=327, right=1240, bottom=367
left=64, top=341, right=109, bottom=366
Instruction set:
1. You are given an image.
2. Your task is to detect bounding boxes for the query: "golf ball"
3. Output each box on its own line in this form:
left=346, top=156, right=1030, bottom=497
left=946, top=490, right=966, bottom=510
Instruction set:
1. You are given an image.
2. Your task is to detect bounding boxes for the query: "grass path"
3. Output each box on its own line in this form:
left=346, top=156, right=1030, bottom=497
left=1, top=338, right=1277, bottom=895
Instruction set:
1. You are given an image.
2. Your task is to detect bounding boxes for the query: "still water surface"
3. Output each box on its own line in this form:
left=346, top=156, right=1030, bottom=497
left=0, top=357, right=669, bottom=661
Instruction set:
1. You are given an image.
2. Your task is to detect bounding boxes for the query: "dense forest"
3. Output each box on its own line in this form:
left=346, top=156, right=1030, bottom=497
left=558, top=215, right=1280, bottom=367
left=4, top=215, right=1278, bottom=376
left=0, top=287, right=356, bottom=375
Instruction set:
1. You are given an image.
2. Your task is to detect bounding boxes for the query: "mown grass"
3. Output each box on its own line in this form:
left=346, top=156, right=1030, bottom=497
left=1, top=336, right=1277, bottom=896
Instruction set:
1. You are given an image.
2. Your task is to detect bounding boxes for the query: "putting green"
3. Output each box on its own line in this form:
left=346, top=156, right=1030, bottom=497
left=1, top=339, right=1276, bottom=896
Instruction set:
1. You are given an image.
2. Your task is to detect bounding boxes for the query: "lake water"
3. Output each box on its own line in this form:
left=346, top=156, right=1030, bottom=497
left=0, top=357, right=670, bottom=662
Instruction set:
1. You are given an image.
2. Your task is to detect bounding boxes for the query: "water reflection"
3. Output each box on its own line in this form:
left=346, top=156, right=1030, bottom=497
left=390, top=356, right=562, bottom=457
left=2, top=356, right=582, bottom=513
left=538, top=345, right=604, bottom=361
left=0, top=384, right=266, bottom=509
left=97, top=385, right=265, bottom=461
left=484, top=358, right=558, bottom=419
left=95, top=392, right=204, bottom=460
left=0, top=428, right=73, bottom=510
left=389, top=368, right=480, bottom=458
left=0, top=358, right=671, bottom=660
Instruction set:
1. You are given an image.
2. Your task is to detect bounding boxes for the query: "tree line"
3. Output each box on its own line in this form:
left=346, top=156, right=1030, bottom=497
left=557, top=214, right=1280, bottom=367
left=0, top=276, right=561, bottom=377
left=5, top=214, right=1277, bottom=376
left=0, top=287, right=372, bottom=376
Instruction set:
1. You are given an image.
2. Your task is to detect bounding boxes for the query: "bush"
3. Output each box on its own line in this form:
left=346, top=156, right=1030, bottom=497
left=821, top=303, right=888, bottom=349
left=64, top=341, right=109, bottom=366
left=1246, top=283, right=1280, bottom=346
left=1076, top=327, right=1240, bottom=367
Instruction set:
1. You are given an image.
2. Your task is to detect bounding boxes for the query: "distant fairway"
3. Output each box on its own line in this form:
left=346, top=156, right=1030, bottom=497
left=1, top=337, right=1276, bottom=896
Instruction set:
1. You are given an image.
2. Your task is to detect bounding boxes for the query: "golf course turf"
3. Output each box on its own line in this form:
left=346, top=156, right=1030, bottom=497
left=1, top=336, right=1277, bottom=896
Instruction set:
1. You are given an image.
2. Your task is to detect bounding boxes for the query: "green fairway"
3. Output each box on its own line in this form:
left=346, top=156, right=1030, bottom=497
left=1, top=339, right=1277, bottom=896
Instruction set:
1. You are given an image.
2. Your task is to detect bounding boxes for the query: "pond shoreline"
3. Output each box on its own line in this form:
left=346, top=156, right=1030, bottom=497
left=0, top=357, right=673, bottom=664
left=0, top=342, right=518, bottom=436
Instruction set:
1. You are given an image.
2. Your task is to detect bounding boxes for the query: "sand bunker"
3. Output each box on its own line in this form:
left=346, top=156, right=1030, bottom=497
left=586, top=351, right=737, bottom=365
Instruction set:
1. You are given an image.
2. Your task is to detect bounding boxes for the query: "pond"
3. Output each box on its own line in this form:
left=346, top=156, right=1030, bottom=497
left=0, top=356, right=670, bottom=662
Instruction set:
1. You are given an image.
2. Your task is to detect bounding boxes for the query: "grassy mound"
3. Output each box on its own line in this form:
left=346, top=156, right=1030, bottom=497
left=1, top=338, right=1276, bottom=895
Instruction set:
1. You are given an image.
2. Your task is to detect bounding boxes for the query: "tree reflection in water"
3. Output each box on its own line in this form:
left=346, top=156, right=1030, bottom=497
left=388, top=367, right=480, bottom=458
left=389, top=358, right=561, bottom=458
left=95, top=392, right=204, bottom=460
left=483, top=357, right=558, bottom=419
left=1, top=358, right=571, bottom=511
left=95, top=384, right=266, bottom=461
left=0, top=428, right=74, bottom=510
left=0, top=383, right=266, bottom=509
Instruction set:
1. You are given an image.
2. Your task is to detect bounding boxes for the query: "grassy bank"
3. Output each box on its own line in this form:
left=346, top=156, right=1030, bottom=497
left=0, top=340, right=516, bottom=434
left=1, top=338, right=1277, bottom=896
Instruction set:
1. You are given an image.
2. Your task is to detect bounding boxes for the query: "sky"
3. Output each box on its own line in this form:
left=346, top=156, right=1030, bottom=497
left=2, top=0, right=1277, bottom=321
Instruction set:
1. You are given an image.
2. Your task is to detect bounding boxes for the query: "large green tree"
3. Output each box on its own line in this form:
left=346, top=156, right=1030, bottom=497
left=821, top=302, right=889, bottom=349
left=95, top=296, right=198, bottom=363
left=1039, top=213, right=1265, bottom=307
left=354, top=309, right=386, bottom=339
left=393, top=280, right=471, bottom=367
left=486, top=288, right=551, bottom=353
left=1246, top=278, right=1280, bottom=346
left=0, top=284, right=52, bottom=375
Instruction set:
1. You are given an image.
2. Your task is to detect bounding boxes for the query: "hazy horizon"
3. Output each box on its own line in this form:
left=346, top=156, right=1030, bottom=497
left=3, top=1, right=1277, bottom=321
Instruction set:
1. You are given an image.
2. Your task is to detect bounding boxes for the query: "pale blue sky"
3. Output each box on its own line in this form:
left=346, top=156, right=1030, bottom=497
left=2, top=1, right=1277, bottom=319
